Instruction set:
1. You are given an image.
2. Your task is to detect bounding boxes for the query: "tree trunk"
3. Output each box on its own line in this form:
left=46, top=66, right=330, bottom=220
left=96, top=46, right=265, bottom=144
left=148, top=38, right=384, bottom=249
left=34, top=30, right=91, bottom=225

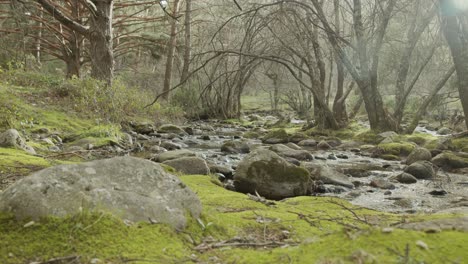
left=405, top=66, right=455, bottom=134
left=180, top=0, right=192, bottom=82
left=440, top=0, right=468, bottom=129
left=89, top=0, right=114, bottom=85
left=162, top=0, right=181, bottom=100
left=332, top=0, right=348, bottom=124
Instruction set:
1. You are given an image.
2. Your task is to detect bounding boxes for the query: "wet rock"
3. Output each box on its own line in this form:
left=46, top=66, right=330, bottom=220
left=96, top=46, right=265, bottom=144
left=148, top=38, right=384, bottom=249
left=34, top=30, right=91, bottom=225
left=200, top=135, right=211, bottom=141
left=334, top=163, right=384, bottom=178
left=336, top=154, right=349, bottom=159
left=234, top=149, right=310, bottom=200
left=406, top=147, right=432, bottom=165
left=0, top=129, right=36, bottom=154
left=370, top=178, right=396, bottom=190
left=396, top=173, right=418, bottom=184
left=404, top=161, right=436, bottom=180
left=158, top=124, right=186, bottom=135
left=298, top=139, right=318, bottom=147
left=269, top=144, right=313, bottom=161
left=209, top=164, right=234, bottom=179
left=286, top=142, right=302, bottom=150
left=428, top=190, right=447, bottom=196
left=262, top=129, right=289, bottom=144
left=327, top=154, right=337, bottom=160
left=163, top=157, right=210, bottom=175
left=148, top=145, right=167, bottom=153
left=156, top=149, right=196, bottom=162
left=221, top=141, right=250, bottom=154
left=160, top=141, right=182, bottom=151
left=0, top=157, right=201, bottom=230
left=183, top=127, right=194, bottom=135
left=431, top=152, right=468, bottom=170
left=317, top=140, right=332, bottom=150
left=326, top=138, right=342, bottom=148
left=289, top=133, right=308, bottom=144
left=284, top=157, right=301, bottom=166
left=303, top=163, right=354, bottom=189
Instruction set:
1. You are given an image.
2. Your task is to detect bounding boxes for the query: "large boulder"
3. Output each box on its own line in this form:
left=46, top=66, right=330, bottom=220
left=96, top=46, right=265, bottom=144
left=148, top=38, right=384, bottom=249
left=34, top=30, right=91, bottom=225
left=0, top=129, right=35, bottom=154
left=406, top=147, right=432, bottom=165
left=0, top=157, right=201, bottom=229
left=156, top=149, right=196, bottom=162
left=269, top=144, right=313, bottom=161
left=221, top=140, right=250, bottom=154
left=404, top=161, right=436, bottom=180
left=163, top=157, right=210, bottom=175
left=131, top=122, right=155, bottom=135
left=302, top=163, right=354, bottom=189
left=432, top=152, right=468, bottom=170
left=234, top=149, right=310, bottom=200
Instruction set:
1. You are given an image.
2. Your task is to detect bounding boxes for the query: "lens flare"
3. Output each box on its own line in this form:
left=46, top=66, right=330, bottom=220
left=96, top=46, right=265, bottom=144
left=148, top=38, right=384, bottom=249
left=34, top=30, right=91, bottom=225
left=453, top=0, right=468, bottom=11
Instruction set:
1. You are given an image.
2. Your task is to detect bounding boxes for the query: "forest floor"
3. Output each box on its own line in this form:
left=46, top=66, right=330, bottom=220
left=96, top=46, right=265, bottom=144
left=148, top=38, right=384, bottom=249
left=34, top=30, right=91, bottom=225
left=0, top=78, right=467, bottom=264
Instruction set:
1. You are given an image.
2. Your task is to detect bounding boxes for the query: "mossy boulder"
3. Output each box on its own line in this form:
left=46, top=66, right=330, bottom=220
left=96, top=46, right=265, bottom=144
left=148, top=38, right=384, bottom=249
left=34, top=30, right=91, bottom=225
left=262, top=129, right=289, bottom=144
left=130, top=121, right=155, bottom=134
left=406, top=147, right=432, bottom=165
left=158, top=124, right=186, bottom=135
left=404, top=161, right=436, bottom=180
left=377, top=142, right=415, bottom=156
left=452, top=138, right=468, bottom=152
left=0, top=157, right=202, bottom=229
left=432, top=151, right=468, bottom=170
left=354, top=131, right=381, bottom=144
left=234, top=149, right=310, bottom=200
left=163, top=157, right=210, bottom=175
left=221, top=140, right=250, bottom=154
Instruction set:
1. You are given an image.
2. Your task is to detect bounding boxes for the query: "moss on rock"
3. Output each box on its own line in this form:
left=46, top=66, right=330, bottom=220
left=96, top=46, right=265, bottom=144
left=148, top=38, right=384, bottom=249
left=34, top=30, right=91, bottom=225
left=378, top=142, right=415, bottom=156
left=262, top=129, right=289, bottom=144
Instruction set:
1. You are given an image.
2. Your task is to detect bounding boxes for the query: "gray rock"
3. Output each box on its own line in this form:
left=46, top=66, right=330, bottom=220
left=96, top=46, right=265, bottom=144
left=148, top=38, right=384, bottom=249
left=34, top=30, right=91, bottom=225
left=262, top=129, right=289, bottom=144
left=378, top=131, right=399, bottom=139
left=158, top=124, right=186, bottom=135
left=156, top=149, right=196, bottom=162
left=432, top=152, right=468, bottom=170
left=221, top=141, right=250, bottom=154
left=163, top=157, right=210, bottom=175
left=160, top=141, right=182, bottom=150
left=404, top=161, right=436, bottom=180
left=334, top=163, right=384, bottom=178
left=0, top=129, right=36, bottom=154
left=0, top=157, right=201, bottom=230
left=269, top=144, right=313, bottom=161
left=303, top=163, right=354, bottom=189
left=234, top=149, right=310, bottom=200
left=131, top=122, right=155, bottom=134
left=396, top=173, right=418, bottom=184
left=317, top=140, right=332, bottom=150
left=209, top=164, right=234, bottom=179
left=406, top=147, right=432, bottom=165
left=298, top=139, right=318, bottom=147
left=370, top=178, right=396, bottom=190
left=286, top=142, right=302, bottom=150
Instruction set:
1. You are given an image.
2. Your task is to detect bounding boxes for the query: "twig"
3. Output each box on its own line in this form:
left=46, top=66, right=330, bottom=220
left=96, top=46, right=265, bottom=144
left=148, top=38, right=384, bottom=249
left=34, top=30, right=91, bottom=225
left=247, top=191, right=276, bottom=206
left=233, top=0, right=242, bottom=10
left=195, top=240, right=295, bottom=251
left=37, top=255, right=80, bottom=264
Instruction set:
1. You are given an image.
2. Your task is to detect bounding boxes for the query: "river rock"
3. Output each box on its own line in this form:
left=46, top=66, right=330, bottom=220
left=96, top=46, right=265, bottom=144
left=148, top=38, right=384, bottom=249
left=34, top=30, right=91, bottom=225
left=437, top=127, right=453, bottom=135
left=406, top=147, right=432, bottom=165
left=131, top=122, right=155, bottom=135
left=262, top=129, right=289, bottom=144
left=432, top=152, right=468, bottom=170
left=404, top=161, right=436, bottom=180
left=298, top=139, right=318, bottom=147
left=396, top=173, right=418, bottom=184
left=269, top=144, right=313, bottom=161
left=303, top=163, right=354, bottom=189
left=158, top=124, right=186, bottom=135
left=334, top=163, right=384, bottom=178
left=160, top=141, right=182, bottom=150
left=221, top=141, right=250, bottom=154
left=286, top=142, right=302, bottom=150
left=0, top=129, right=36, bottom=154
left=0, top=157, right=201, bottom=229
left=163, top=157, right=210, bottom=175
left=370, top=178, right=396, bottom=190
left=156, top=149, right=196, bottom=162
left=317, top=140, right=332, bottom=150
left=234, top=149, right=310, bottom=200
left=209, top=164, right=234, bottom=179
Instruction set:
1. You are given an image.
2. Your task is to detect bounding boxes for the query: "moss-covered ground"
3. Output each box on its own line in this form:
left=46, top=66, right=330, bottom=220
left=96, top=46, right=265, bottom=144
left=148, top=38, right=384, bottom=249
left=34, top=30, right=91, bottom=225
left=1, top=175, right=466, bottom=263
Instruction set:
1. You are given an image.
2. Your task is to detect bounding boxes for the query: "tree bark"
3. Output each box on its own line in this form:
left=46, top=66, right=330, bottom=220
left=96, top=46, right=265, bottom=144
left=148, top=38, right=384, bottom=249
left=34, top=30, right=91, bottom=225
left=180, top=0, right=192, bottom=82
left=162, top=0, right=181, bottom=100
left=440, top=0, right=468, bottom=129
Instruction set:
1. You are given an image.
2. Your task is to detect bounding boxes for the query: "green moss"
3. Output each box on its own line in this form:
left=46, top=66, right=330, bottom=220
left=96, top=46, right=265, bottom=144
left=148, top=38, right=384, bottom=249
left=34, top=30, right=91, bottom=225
left=380, top=154, right=401, bottom=161
left=243, top=131, right=260, bottom=139
left=405, top=133, right=435, bottom=146
left=378, top=142, right=415, bottom=156
left=1, top=175, right=467, bottom=263
left=263, top=129, right=289, bottom=143
left=0, top=147, right=52, bottom=176
left=452, top=138, right=468, bottom=152
left=248, top=159, right=310, bottom=183
left=354, top=130, right=381, bottom=144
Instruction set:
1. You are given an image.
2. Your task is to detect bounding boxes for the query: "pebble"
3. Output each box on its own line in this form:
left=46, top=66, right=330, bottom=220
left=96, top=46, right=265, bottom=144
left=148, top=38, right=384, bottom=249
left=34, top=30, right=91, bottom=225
left=416, top=240, right=429, bottom=250
left=382, top=227, right=394, bottom=233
